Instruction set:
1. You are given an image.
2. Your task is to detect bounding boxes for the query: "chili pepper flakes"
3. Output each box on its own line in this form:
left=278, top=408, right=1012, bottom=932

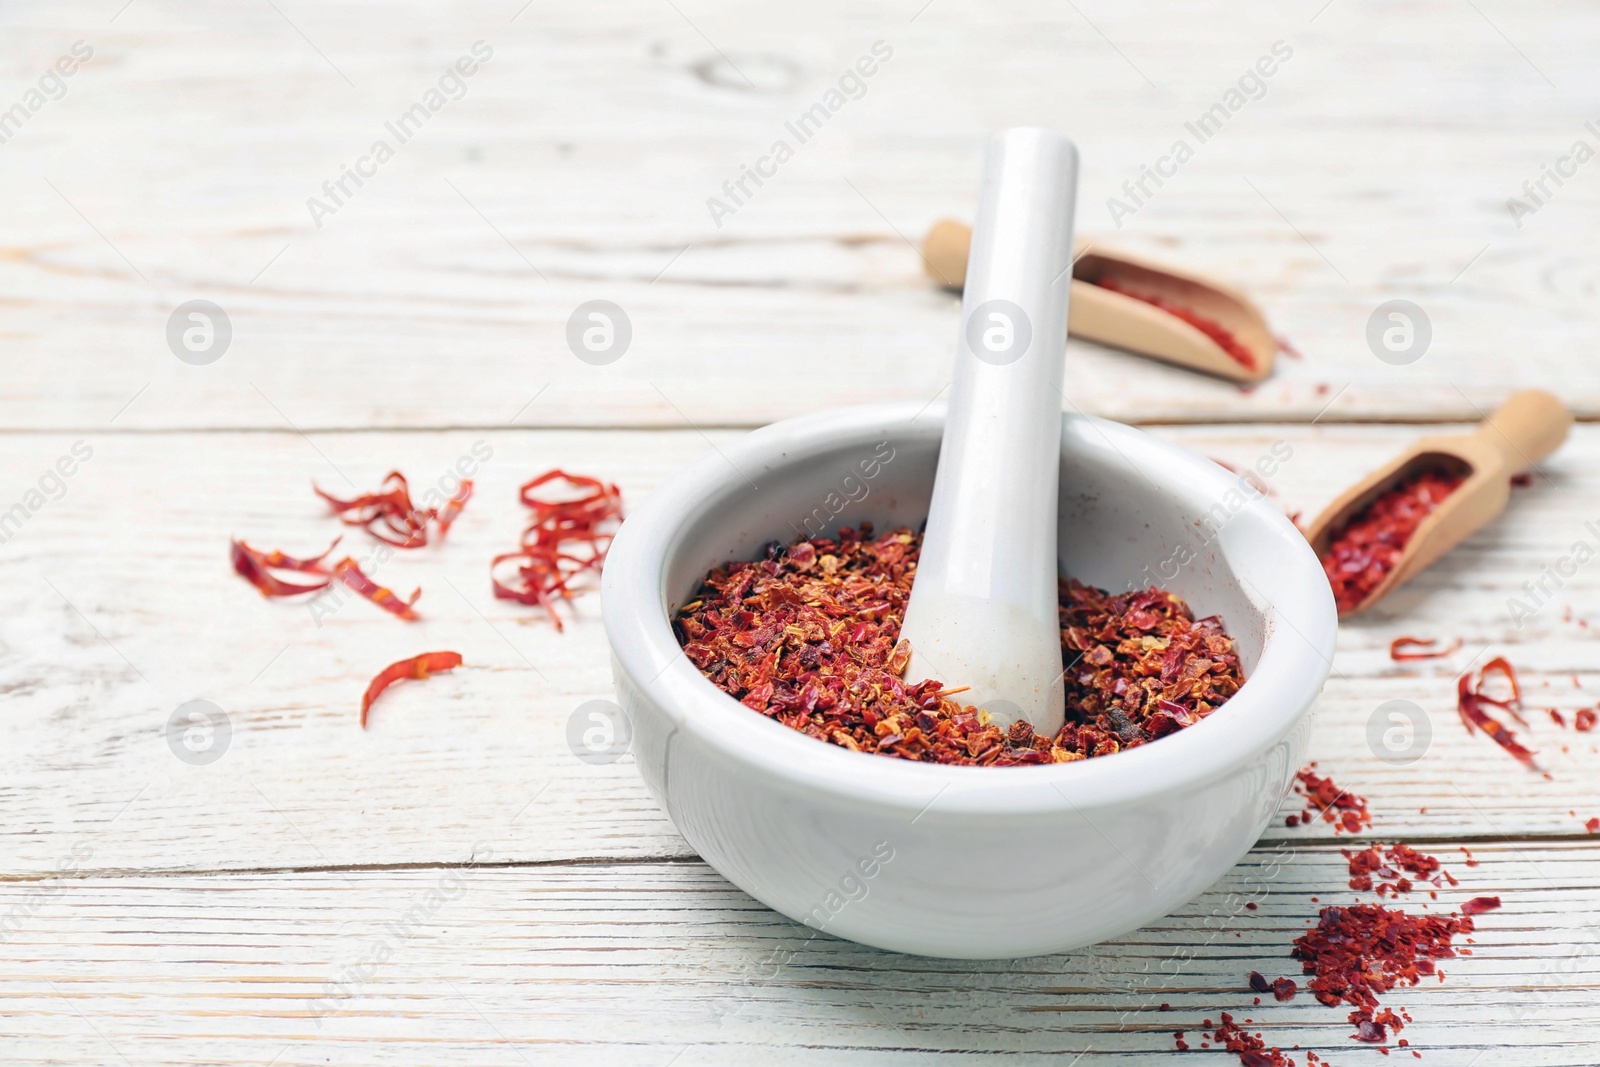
left=230, top=537, right=339, bottom=598
left=1319, top=469, right=1465, bottom=613
left=316, top=471, right=473, bottom=548
left=1090, top=278, right=1257, bottom=371
left=1576, top=708, right=1597, bottom=732
left=1586, top=817, right=1599, bottom=833
left=492, top=469, right=623, bottom=632
left=1289, top=765, right=1370, bottom=835
left=1174, top=1012, right=1325, bottom=1066
left=674, top=525, right=1244, bottom=765
left=1292, top=903, right=1476, bottom=1045
left=360, top=651, right=463, bottom=727
left=1459, top=895, right=1501, bottom=916
left=1388, top=635, right=1462, bottom=661
left=1343, top=843, right=1455, bottom=897
left=1456, top=657, right=1538, bottom=770
left=1248, top=971, right=1298, bottom=1003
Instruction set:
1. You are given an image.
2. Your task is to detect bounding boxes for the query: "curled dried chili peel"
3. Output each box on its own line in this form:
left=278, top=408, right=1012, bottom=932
left=1456, top=657, right=1538, bottom=769
left=435, top=480, right=473, bottom=539
left=1388, top=635, right=1462, bottom=661
left=674, top=525, right=1244, bottom=765
left=1319, top=468, right=1465, bottom=613
left=361, top=651, right=463, bottom=727
left=492, top=469, right=623, bottom=631
left=333, top=556, right=421, bottom=621
left=317, top=471, right=473, bottom=548
left=230, top=537, right=338, bottom=598
left=1090, top=278, right=1257, bottom=371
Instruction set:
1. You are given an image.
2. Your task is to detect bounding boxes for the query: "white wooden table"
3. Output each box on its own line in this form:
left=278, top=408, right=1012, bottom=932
left=5, top=1, right=1600, bottom=1062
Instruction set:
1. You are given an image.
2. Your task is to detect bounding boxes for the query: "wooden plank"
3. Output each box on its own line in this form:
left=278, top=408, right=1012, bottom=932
left=3, top=1, right=1600, bottom=429
left=3, top=424, right=1598, bottom=879
left=3, top=843, right=1598, bottom=1064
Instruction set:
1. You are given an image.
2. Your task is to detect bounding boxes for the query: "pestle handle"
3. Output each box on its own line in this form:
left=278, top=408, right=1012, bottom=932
left=1472, top=389, right=1571, bottom=471
left=899, top=128, right=1077, bottom=734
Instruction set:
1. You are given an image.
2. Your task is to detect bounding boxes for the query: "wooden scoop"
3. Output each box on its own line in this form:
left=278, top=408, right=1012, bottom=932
left=923, top=219, right=1274, bottom=383
left=1305, top=389, right=1572, bottom=618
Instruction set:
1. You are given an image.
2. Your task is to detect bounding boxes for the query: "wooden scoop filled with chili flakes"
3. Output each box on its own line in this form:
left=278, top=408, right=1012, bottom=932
left=1306, top=389, right=1571, bottom=618
left=922, top=219, right=1274, bottom=383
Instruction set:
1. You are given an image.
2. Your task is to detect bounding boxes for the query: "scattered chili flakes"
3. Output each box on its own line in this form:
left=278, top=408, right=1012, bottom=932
left=1458, top=847, right=1478, bottom=867
left=1550, top=708, right=1568, bottom=727
left=674, top=525, right=1244, bottom=765
left=1388, top=635, right=1462, bottom=661
left=1460, top=896, right=1500, bottom=916
left=230, top=537, right=338, bottom=598
left=492, top=469, right=623, bottom=632
left=1457, top=656, right=1538, bottom=770
left=1576, top=708, right=1597, bottom=732
left=316, top=471, right=473, bottom=548
left=1290, top=764, right=1371, bottom=835
left=1090, top=278, right=1258, bottom=371
left=1175, top=1012, right=1321, bottom=1066
left=1292, top=903, right=1476, bottom=1045
left=360, top=651, right=463, bottom=727
left=1248, top=971, right=1298, bottom=1003
left=1586, top=817, right=1599, bottom=833
left=1319, top=469, right=1465, bottom=613
left=1343, top=843, right=1454, bottom=897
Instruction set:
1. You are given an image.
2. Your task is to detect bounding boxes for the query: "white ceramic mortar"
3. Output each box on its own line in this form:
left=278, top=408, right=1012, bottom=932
left=601, top=401, right=1336, bottom=959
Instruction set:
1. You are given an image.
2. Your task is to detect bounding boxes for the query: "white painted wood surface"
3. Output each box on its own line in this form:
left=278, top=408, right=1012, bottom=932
left=4, top=0, right=1600, bottom=1062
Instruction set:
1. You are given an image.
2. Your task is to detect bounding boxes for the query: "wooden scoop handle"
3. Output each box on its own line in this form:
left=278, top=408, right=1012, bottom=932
left=1473, top=389, right=1571, bottom=471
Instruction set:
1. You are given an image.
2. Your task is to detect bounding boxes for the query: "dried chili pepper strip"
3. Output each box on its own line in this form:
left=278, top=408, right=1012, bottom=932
left=434, top=480, right=473, bottom=539
left=1090, top=278, right=1257, bottom=371
left=493, top=469, right=623, bottom=631
left=317, top=470, right=471, bottom=548
left=230, top=537, right=336, bottom=598
left=1319, top=468, right=1465, bottom=613
left=332, top=556, right=421, bottom=620
left=1456, top=659, right=1538, bottom=769
left=674, top=525, right=1244, bottom=765
left=1388, top=635, right=1462, bottom=661
left=360, top=651, right=463, bottom=727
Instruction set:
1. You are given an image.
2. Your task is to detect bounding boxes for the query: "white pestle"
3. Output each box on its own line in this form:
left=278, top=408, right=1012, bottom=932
left=898, top=127, right=1078, bottom=736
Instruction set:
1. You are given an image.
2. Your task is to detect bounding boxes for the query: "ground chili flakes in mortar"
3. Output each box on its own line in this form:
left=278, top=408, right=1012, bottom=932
left=1319, top=469, right=1465, bottom=613
left=674, top=524, right=1245, bottom=765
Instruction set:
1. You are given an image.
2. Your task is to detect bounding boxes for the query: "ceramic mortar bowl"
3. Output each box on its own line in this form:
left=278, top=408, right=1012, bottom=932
left=602, top=401, right=1336, bottom=959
